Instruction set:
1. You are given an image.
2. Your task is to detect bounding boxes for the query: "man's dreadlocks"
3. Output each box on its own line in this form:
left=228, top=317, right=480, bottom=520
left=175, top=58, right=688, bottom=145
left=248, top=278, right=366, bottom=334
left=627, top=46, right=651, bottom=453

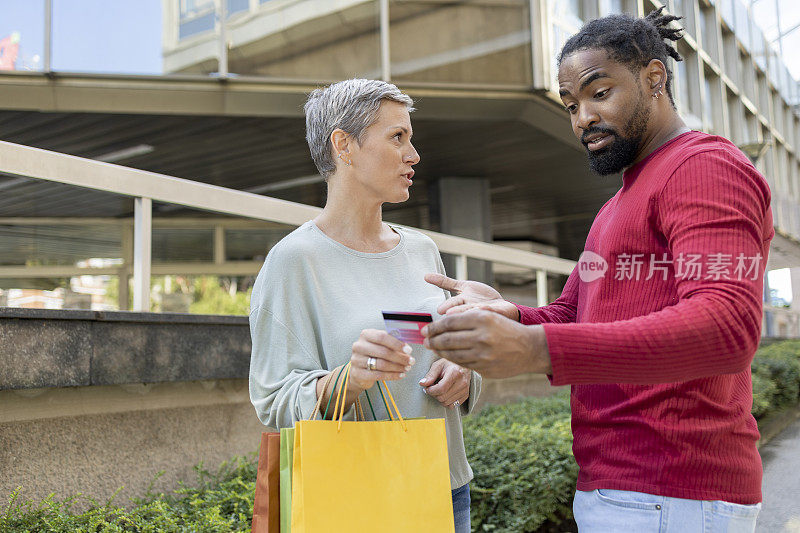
left=558, top=7, right=685, bottom=105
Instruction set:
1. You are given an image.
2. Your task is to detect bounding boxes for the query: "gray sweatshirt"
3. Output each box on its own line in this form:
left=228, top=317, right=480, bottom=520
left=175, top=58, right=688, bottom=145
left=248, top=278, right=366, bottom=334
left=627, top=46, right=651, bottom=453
left=248, top=220, right=481, bottom=489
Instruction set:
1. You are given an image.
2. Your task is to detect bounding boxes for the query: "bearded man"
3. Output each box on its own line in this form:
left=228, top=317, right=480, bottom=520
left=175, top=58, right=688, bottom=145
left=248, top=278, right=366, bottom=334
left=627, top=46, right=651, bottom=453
left=423, top=8, right=772, bottom=531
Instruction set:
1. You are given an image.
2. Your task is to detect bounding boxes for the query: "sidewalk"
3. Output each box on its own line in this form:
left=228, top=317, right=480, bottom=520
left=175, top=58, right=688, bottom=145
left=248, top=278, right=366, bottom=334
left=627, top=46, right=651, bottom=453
left=758, top=415, right=800, bottom=532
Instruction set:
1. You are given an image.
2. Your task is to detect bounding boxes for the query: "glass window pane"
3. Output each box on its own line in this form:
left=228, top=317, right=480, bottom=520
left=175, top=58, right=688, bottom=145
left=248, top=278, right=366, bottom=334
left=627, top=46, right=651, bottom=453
left=215, top=0, right=381, bottom=80
left=179, top=10, right=215, bottom=39
left=703, top=76, right=714, bottom=130
left=599, top=0, right=623, bottom=16
left=389, top=0, right=532, bottom=86
left=676, top=52, right=689, bottom=112
left=227, top=0, right=249, bottom=17
left=0, top=0, right=44, bottom=71
left=734, top=1, right=751, bottom=50
left=751, top=21, right=767, bottom=72
left=719, top=0, right=735, bottom=31
left=554, top=0, right=583, bottom=26
left=671, top=0, right=694, bottom=39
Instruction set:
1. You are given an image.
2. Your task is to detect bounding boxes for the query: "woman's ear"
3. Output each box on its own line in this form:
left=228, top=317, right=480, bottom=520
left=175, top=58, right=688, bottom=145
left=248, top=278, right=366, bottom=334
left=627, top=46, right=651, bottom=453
left=330, top=129, right=352, bottom=166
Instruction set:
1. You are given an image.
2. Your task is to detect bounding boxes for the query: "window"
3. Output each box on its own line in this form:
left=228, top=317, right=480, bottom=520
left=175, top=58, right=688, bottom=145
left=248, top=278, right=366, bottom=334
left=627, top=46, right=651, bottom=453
left=599, top=0, right=623, bottom=16
left=727, top=88, right=743, bottom=142
left=179, top=0, right=215, bottom=40
left=671, top=0, right=696, bottom=39
left=741, top=51, right=756, bottom=103
left=722, top=30, right=740, bottom=87
left=703, top=70, right=722, bottom=133
left=700, top=5, right=719, bottom=63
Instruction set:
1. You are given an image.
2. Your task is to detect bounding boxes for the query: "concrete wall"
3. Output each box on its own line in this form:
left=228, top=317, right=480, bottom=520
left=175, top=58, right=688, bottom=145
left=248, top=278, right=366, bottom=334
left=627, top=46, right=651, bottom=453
left=0, top=379, right=262, bottom=509
left=166, top=0, right=533, bottom=85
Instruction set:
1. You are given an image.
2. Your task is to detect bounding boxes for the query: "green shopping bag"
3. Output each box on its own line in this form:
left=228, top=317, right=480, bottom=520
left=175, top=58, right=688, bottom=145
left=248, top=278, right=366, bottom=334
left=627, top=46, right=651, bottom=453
left=279, top=370, right=339, bottom=533
left=279, top=427, right=295, bottom=533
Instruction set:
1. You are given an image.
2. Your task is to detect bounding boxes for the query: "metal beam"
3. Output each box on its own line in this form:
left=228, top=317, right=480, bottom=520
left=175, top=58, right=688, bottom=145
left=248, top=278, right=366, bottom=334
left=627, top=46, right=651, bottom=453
left=0, top=262, right=265, bottom=278
left=0, top=217, right=289, bottom=228
left=0, top=72, right=540, bottom=119
left=119, top=222, right=133, bottom=311
left=43, top=0, right=52, bottom=73
left=133, top=198, right=152, bottom=312
left=536, top=269, right=548, bottom=307
left=0, top=266, right=120, bottom=277
left=0, top=140, right=576, bottom=275
left=380, top=0, right=391, bottom=82
left=0, top=140, right=321, bottom=226
left=217, top=0, right=228, bottom=78
left=214, top=226, right=225, bottom=265
left=455, top=254, right=468, bottom=281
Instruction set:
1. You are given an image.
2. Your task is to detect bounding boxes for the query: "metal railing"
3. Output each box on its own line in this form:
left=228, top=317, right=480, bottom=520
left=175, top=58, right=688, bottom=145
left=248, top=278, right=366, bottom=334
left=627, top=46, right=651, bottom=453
left=0, top=140, right=576, bottom=312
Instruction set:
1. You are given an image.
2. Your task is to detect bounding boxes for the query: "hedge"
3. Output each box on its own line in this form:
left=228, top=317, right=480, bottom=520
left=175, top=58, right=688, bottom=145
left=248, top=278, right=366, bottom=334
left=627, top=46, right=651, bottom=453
left=750, top=340, right=800, bottom=419
left=1, top=461, right=257, bottom=532
left=464, top=392, right=574, bottom=532
left=4, top=341, right=800, bottom=532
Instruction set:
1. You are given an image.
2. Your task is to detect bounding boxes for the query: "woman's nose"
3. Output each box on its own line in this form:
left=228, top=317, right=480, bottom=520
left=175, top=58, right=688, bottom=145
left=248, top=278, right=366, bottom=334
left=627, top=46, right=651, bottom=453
left=405, top=146, right=420, bottom=165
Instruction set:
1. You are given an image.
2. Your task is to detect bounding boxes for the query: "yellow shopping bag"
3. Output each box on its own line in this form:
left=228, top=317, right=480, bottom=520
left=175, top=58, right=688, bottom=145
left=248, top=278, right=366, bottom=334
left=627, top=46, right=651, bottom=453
left=291, top=363, right=455, bottom=533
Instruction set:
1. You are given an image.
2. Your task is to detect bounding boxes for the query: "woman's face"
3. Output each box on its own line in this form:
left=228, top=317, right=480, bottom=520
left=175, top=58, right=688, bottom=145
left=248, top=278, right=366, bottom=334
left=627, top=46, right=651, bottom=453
left=347, top=100, right=420, bottom=204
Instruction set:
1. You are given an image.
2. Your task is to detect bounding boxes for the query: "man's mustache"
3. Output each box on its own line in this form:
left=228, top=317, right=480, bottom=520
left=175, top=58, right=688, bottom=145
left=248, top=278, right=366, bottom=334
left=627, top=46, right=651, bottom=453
left=581, top=127, right=618, bottom=146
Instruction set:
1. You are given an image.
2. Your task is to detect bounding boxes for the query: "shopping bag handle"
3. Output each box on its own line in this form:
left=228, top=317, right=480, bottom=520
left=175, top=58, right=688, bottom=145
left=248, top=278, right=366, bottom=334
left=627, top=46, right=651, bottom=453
left=306, top=365, right=374, bottom=424
left=309, top=369, right=337, bottom=421
left=332, top=363, right=407, bottom=432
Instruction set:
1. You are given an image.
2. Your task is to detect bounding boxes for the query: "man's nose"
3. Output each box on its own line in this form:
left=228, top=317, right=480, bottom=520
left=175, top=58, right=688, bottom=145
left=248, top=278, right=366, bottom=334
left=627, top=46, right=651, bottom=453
left=576, top=106, right=600, bottom=133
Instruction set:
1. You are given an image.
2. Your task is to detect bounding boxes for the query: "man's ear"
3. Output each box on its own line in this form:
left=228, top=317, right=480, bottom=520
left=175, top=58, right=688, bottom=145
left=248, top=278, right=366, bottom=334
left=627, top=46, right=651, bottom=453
left=644, top=58, right=668, bottom=95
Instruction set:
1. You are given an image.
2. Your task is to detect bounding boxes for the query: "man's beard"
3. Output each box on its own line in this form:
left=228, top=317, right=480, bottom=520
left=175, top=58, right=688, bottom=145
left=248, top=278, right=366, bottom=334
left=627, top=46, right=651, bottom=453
left=583, top=91, right=650, bottom=176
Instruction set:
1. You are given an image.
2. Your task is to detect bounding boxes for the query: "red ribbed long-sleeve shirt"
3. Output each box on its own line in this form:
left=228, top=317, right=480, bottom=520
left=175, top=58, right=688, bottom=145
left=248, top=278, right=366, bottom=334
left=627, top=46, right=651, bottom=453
left=517, top=131, right=773, bottom=504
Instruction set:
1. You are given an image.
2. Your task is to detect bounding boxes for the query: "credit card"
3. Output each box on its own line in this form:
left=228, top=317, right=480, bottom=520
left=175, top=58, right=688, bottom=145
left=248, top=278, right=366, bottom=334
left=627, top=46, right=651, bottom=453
left=382, top=311, right=433, bottom=345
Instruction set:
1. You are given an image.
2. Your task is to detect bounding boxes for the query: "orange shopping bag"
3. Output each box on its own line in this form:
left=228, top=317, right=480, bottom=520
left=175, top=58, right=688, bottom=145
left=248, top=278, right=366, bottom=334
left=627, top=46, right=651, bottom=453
left=252, top=432, right=280, bottom=533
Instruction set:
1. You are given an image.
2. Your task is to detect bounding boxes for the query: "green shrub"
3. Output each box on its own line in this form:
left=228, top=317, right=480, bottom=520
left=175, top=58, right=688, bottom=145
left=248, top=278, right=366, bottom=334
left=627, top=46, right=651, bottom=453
left=464, top=392, right=576, bottom=532
left=751, top=369, right=778, bottom=419
left=751, top=340, right=800, bottom=414
left=1, top=457, right=257, bottom=532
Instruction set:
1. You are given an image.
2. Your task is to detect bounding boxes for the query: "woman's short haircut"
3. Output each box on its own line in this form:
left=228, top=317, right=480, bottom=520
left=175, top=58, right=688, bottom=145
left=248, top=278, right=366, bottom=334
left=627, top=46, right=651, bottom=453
left=304, top=79, right=414, bottom=179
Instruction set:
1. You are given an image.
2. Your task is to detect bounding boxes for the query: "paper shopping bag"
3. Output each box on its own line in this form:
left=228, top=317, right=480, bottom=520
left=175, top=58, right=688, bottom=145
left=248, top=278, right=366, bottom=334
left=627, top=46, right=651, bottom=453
left=251, top=432, right=280, bottom=533
left=290, top=363, right=455, bottom=533
left=276, top=369, right=338, bottom=533
left=279, top=428, right=295, bottom=533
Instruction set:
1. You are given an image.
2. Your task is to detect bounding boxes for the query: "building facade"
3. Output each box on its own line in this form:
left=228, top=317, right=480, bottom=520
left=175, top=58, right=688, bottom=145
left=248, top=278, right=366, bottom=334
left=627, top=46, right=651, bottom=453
left=159, top=0, right=800, bottom=333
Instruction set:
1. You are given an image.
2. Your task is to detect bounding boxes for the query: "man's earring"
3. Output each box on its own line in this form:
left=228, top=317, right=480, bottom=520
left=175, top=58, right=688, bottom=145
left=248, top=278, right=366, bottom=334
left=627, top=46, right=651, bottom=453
left=652, top=84, right=663, bottom=99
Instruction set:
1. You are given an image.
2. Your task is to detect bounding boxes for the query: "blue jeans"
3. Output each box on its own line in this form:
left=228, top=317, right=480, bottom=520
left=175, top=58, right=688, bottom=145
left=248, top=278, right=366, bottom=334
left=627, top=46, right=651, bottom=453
left=573, top=489, right=761, bottom=533
left=452, top=483, right=471, bottom=533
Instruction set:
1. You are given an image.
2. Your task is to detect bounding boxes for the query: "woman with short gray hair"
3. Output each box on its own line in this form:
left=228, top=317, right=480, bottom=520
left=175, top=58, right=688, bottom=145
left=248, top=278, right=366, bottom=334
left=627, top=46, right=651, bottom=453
left=249, top=78, right=480, bottom=531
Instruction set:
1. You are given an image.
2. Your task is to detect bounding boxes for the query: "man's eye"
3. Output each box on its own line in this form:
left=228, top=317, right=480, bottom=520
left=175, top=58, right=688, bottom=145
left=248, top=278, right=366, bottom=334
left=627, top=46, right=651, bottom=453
left=393, top=132, right=402, bottom=140
left=565, top=105, right=577, bottom=114
left=595, top=89, right=609, bottom=99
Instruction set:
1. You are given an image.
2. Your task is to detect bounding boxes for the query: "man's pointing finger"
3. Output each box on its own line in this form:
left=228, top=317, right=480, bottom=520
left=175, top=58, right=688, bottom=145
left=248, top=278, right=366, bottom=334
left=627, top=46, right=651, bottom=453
left=424, top=272, right=463, bottom=293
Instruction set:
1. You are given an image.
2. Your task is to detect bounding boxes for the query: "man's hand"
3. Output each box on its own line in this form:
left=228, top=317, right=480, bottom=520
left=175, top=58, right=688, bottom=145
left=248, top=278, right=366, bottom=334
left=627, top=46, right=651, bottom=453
left=422, top=309, right=551, bottom=379
left=419, top=358, right=471, bottom=408
left=424, top=273, right=520, bottom=320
